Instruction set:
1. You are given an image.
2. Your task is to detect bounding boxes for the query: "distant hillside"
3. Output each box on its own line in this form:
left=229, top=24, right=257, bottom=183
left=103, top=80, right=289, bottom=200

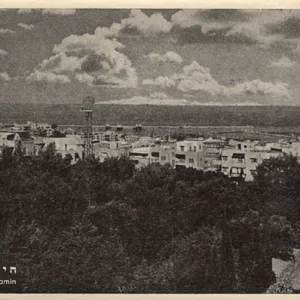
left=1, top=104, right=300, bottom=127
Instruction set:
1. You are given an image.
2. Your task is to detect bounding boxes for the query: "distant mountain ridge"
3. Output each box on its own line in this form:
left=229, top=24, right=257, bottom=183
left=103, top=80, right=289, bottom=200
left=1, top=103, right=300, bottom=127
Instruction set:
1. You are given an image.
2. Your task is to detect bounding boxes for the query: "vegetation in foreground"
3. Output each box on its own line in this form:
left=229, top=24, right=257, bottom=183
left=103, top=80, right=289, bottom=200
left=0, top=144, right=299, bottom=293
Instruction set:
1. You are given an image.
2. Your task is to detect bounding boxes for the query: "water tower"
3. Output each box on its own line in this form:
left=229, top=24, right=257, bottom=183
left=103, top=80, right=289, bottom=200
left=80, top=96, right=95, bottom=158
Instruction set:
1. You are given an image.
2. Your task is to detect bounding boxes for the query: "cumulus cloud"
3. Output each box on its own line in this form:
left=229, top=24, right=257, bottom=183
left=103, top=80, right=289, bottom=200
left=119, top=9, right=172, bottom=36
left=224, top=23, right=284, bottom=47
left=63, top=9, right=172, bottom=40
left=52, top=29, right=123, bottom=54
left=41, top=9, right=76, bottom=15
left=143, top=61, right=220, bottom=95
left=270, top=56, right=297, bottom=68
left=171, top=9, right=238, bottom=32
left=174, top=61, right=221, bottom=95
left=97, top=90, right=263, bottom=106
left=142, top=60, right=291, bottom=99
left=144, top=51, right=183, bottom=64
left=18, top=23, right=35, bottom=30
left=28, top=26, right=137, bottom=88
left=0, top=49, right=8, bottom=55
left=170, top=9, right=297, bottom=47
left=38, top=52, right=84, bottom=73
left=0, top=28, right=15, bottom=34
left=171, top=10, right=243, bottom=38
left=0, top=72, right=11, bottom=81
left=75, top=73, right=95, bottom=86
left=223, top=80, right=291, bottom=98
left=142, top=76, right=176, bottom=88
left=171, top=10, right=202, bottom=28
left=26, top=70, right=71, bottom=84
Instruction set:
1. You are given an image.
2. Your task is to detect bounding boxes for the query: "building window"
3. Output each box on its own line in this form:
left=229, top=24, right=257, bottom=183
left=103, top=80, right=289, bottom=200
left=188, top=158, right=194, bottom=163
left=199, top=145, right=202, bottom=150
left=176, top=154, right=186, bottom=160
left=194, top=146, right=197, bottom=152
left=161, top=156, right=166, bottom=161
left=231, top=167, right=245, bottom=175
left=232, top=153, right=245, bottom=160
left=151, top=152, right=159, bottom=158
left=250, top=158, right=257, bottom=163
left=221, top=156, right=228, bottom=161
left=237, top=158, right=244, bottom=163
left=129, top=152, right=148, bottom=157
left=180, top=146, right=184, bottom=151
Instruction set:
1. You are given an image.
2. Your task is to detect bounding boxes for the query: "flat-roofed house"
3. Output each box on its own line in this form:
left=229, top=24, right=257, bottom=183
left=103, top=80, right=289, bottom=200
left=0, top=131, right=34, bottom=157
left=175, top=140, right=205, bottom=170
left=43, top=136, right=84, bottom=163
left=129, top=147, right=151, bottom=169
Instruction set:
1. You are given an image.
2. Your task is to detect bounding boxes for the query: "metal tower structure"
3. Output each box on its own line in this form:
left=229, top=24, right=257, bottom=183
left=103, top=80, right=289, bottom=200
left=80, top=96, right=95, bottom=158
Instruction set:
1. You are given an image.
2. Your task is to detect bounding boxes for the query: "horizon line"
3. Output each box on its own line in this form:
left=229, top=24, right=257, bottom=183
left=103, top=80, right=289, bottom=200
left=1, top=102, right=300, bottom=107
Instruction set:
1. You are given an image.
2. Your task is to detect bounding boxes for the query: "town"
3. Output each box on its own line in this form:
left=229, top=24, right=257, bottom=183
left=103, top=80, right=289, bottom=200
left=2, top=7, right=300, bottom=294
left=1, top=119, right=299, bottom=182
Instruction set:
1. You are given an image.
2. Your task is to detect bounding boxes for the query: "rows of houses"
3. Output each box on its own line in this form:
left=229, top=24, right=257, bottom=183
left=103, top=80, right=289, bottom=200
left=39, top=133, right=300, bottom=182
left=1, top=123, right=300, bottom=181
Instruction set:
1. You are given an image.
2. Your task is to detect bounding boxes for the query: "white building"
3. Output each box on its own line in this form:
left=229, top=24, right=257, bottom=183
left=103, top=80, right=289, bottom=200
left=43, top=136, right=84, bottom=163
left=159, top=144, right=176, bottom=168
left=129, top=147, right=152, bottom=168
left=221, top=146, right=282, bottom=181
left=0, top=131, right=34, bottom=156
left=131, top=136, right=154, bottom=148
left=94, top=141, right=131, bottom=162
left=175, top=140, right=205, bottom=170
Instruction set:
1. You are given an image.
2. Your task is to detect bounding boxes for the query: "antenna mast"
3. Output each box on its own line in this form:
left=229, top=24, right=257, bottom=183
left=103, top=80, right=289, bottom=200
left=80, top=96, right=95, bottom=158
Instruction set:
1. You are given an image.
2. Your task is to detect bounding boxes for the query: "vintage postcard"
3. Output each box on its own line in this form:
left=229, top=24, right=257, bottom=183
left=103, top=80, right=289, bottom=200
left=0, top=2, right=300, bottom=296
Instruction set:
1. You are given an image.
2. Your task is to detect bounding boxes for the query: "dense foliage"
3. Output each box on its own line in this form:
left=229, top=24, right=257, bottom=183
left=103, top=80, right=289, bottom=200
left=0, top=145, right=299, bottom=293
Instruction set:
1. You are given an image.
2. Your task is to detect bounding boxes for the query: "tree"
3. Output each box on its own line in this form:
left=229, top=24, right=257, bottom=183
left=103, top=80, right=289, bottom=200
left=0, top=153, right=298, bottom=293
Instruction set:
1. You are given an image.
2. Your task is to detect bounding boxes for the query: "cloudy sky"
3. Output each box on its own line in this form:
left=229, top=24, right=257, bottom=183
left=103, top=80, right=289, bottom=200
left=1, top=9, right=300, bottom=105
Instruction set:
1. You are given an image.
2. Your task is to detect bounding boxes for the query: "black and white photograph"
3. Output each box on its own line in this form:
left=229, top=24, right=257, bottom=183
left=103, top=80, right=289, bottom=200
left=0, top=7, right=300, bottom=294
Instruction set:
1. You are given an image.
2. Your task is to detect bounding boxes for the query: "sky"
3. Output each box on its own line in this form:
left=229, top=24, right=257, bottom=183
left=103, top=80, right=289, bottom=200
left=1, top=9, right=300, bottom=106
